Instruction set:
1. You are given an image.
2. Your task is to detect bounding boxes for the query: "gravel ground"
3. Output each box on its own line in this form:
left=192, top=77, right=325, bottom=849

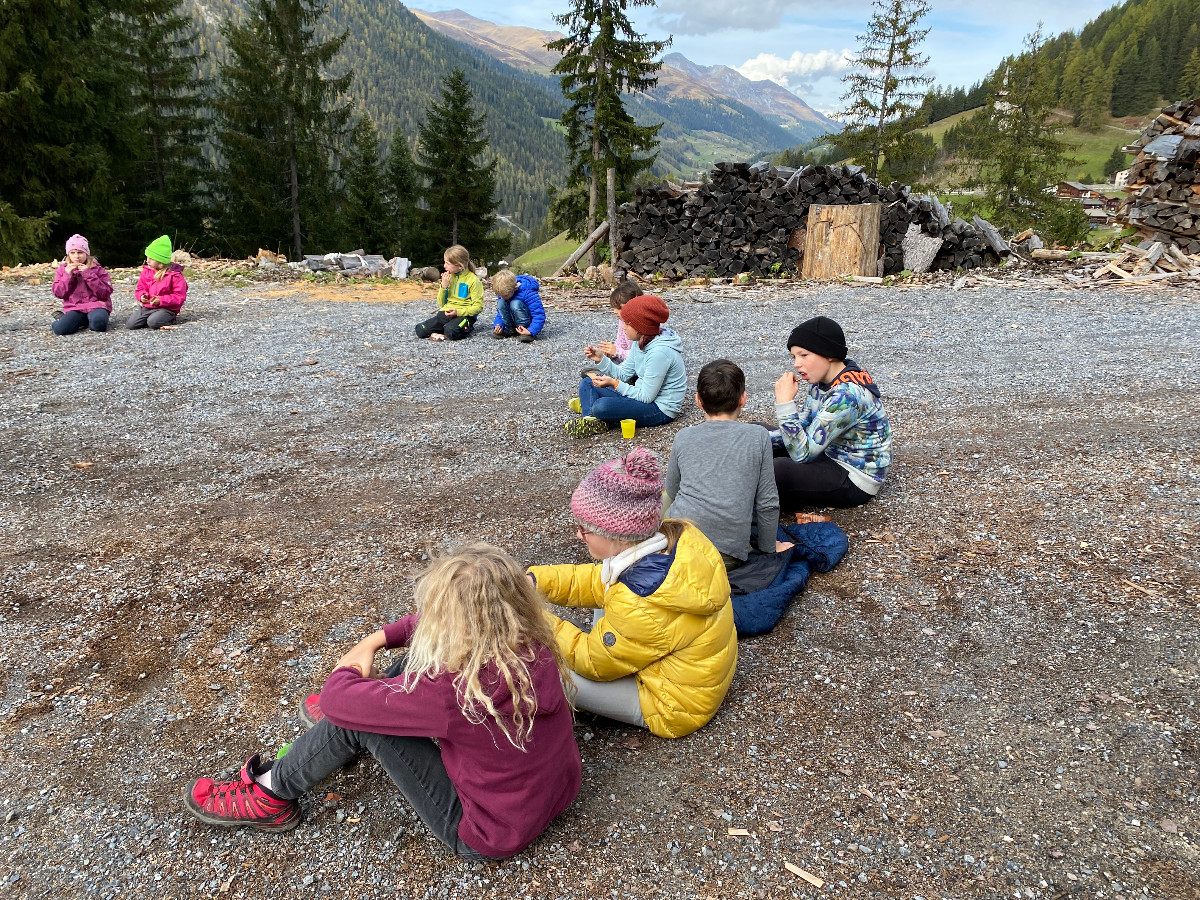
left=0, top=271, right=1198, bottom=900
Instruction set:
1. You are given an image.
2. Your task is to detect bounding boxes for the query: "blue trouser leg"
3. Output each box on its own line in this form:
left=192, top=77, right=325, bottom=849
left=87, top=309, right=109, bottom=332
left=578, top=378, right=673, bottom=427
left=52, top=310, right=88, bottom=335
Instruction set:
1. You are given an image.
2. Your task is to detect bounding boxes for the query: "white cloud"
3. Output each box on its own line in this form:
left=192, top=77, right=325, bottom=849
left=735, top=49, right=854, bottom=92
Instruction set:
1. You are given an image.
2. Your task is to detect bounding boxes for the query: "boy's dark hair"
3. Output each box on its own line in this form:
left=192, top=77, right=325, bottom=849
left=696, top=359, right=745, bottom=415
left=609, top=280, right=642, bottom=309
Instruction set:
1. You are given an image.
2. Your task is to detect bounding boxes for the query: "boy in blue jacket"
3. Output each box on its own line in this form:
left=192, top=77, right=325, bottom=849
left=491, top=270, right=546, bottom=343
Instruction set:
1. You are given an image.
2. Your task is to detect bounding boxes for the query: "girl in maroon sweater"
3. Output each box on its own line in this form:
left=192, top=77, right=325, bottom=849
left=185, top=545, right=581, bottom=859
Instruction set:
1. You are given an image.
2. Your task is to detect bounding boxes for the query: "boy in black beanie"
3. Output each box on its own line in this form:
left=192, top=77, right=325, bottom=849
left=770, top=316, right=892, bottom=510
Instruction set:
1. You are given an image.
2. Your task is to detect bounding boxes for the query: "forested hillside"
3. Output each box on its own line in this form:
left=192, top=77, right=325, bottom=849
left=189, top=0, right=568, bottom=228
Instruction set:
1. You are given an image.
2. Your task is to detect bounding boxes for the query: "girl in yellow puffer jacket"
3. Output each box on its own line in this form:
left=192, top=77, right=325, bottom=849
left=529, top=448, right=737, bottom=738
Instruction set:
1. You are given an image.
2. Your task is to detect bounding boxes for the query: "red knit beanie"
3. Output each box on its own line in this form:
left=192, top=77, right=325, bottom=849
left=619, top=294, right=669, bottom=337
left=570, top=448, right=664, bottom=541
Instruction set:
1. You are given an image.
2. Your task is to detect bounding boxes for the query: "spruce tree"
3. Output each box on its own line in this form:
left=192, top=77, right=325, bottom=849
left=549, top=0, right=669, bottom=254
left=1179, top=48, right=1200, bottom=100
left=836, top=0, right=933, bottom=180
left=214, top=0, right=352, bottom=259
left=1103, top=147, right=1129, bottom=181
left=956, top=29, right=1083, bottom=244
left=1077, top=60, right=1112, bottom=132
left=0, top=0, right=139, bottom=263
left=415, top=69, right=509, bottom=264
left=384, top=130, right=419, bottom=258
left=115, top=0, right=212, bottom=245
left=341, top=115, right=397, bottom=255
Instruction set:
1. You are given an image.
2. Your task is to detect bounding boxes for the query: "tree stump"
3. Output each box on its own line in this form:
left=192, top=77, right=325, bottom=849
left=802, top=203, right=882, bottom=279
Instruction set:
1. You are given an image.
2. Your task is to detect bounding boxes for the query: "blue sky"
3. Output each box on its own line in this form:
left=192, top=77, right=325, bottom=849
left=413, top=0, right=1121, bottom=113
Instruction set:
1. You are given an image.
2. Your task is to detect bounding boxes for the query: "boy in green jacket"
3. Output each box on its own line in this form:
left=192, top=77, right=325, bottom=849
left=414, top=244, right=484, bottom=341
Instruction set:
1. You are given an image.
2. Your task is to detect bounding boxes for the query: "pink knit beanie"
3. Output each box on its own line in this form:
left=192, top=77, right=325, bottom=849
left=65, top=234, right=90, bottom=255
left=571, top=448, right=664, bottom=541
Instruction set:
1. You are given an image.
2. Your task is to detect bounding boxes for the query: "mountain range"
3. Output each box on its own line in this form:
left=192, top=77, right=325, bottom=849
left=411, top=9, right=838, bottom=140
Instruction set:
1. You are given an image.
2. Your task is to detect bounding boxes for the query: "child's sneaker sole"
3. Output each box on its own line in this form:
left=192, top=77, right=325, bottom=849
left=565, top=416, right=610, bottom=438
left=567, top=397, right=582, bottom=414
left=298, top=694, right=325, bottom=729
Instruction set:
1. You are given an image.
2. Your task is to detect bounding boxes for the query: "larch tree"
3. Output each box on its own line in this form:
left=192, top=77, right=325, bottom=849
left=548, top=0, right=669, bottom=261
left=214, top=0, right=352, bottom=259
left=836, top=0, right=933, bottom=180
left=1179, top=48, right=1200, bottom=100
left=415, top=69, right=509, bottom=264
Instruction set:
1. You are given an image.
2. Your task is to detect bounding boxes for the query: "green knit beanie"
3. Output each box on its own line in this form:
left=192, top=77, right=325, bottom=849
left=145, top=235, right=173, bottom=264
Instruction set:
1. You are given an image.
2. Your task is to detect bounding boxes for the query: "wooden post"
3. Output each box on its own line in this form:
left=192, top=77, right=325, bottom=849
left=606, top=168, right=620, bottom=272
left=802, top=203, right=882, bottom=280
left=554, top=221, right=609, bottom=277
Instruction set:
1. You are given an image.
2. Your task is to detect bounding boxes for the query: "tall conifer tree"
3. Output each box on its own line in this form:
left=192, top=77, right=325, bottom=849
left=214, top=0, right=352, bottom=259
left=415, top=69, right=508, bottom=264
left=837, top=0, right=933, bottom=179
left=0, top=0, right=138, bottom=263
left=384, top=130, right=419, bottom=258
left=116, top=0, right=212, bottom=244
left=956, top=29, right=1084, bottom=243
left=1178, top=49, right=1200, bottom=100
left=549, top=0, right=669, bottom=252
left=341, top=115, right=397, bottom=255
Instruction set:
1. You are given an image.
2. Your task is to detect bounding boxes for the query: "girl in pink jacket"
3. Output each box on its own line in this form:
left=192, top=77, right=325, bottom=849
left=51, top=234, right=113, bottom=335
left=127, top=235, right=188, bottom=330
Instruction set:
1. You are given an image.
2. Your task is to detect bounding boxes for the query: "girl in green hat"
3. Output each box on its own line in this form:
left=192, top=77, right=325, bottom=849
left=128, top=235, right=189, bottom=330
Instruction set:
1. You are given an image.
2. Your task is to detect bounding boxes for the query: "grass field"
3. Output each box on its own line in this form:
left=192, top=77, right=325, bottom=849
left=918, top=107, right=1143, bottom=183
left=513, top=230, right=575, bottom=277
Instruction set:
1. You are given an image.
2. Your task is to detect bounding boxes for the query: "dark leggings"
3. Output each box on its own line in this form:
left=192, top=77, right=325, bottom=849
left=415, top=311, right=476, bottom=340
left=271, top=659, right=491, bottom=861
left=773, top=450, right=874, bottom=510
left=52, top=309, right=109, bottom=335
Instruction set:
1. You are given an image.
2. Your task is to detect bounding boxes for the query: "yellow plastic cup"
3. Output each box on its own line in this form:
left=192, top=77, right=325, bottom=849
left=620, top=419, right=636, bottom=439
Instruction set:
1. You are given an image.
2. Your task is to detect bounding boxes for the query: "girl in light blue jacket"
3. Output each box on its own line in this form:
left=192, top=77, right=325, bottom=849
left=568, top=294, right=686, bottom=438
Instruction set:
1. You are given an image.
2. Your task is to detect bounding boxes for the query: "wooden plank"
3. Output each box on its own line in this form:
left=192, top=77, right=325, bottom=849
left=802, top=203, right=881, bottom=280
left=1031, top=249, right=1120, bottom=261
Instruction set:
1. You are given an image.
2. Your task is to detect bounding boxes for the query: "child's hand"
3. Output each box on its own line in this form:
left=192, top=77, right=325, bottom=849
left=440, top=271, right=451, bottom=288
left=584, top=344, right=604, bottom=363
left=335, top=630, right=386, bottom=677
left=597, top=341, right=617, bottom=357
left=774, top=372, right=799, bottom=404
left=590, top=374, right=617, bottom=389
left=776, top=540, right=795, bottom=553
left=494, top=324, right=504, bottom=334
left=443, top=307, right=456, bottom=316
left=515, top=326, right=530, bottom=335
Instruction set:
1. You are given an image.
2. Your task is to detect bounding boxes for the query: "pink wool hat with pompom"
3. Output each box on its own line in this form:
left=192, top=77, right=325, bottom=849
left=65, top=234, right=90, bottom=255
left=571, top=448, right=664, bottom=541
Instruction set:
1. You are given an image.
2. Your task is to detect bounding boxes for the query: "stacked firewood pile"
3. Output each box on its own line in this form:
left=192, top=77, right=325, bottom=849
left=614, top=161, right=1004, bottom=278
left=1116, top=99, right=1200, bottom=254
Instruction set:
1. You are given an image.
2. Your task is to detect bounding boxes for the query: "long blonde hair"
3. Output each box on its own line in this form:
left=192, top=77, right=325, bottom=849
left=400, top=544, right=570, bottom=749
left=444, top=244, right=472, bottom=272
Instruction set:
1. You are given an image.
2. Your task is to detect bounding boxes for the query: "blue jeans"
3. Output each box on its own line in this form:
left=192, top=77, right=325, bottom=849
left=578, top=378, right=674, bottom=427
left=52, top=309, right=109, bottom=335
left=495, top=296, right=532, bottom=332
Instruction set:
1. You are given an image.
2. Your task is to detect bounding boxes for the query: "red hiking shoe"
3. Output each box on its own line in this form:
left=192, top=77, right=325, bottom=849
left=299, top=694, right=325, bottom=729
left=184, top=755, right=300, bottom=833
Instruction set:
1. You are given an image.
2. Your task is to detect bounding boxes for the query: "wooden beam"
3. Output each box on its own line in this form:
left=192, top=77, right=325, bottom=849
left=554, top=221, right=610, bottom=277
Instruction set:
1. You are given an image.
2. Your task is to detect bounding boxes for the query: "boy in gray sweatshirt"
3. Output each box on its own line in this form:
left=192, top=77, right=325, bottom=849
left=664, top=359, right=788, bottom=569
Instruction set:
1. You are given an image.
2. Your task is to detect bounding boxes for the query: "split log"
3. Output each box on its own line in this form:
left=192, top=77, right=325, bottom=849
left=802, top=203, right=881, bottom=280
left=972, top=215, right=1010, bottom=256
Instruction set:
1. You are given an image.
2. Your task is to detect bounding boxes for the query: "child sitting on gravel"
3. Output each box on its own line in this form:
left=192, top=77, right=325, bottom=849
left=415, top=244, right=484, bottom=341
left=665, top=359, right=786, bottom=569
left=129, top=236, right=188, bottom=330
left=491, top=270, right=545, bottom=342
left=51, top=234, right=113, bottom=335
left=529, top=448, right=736, bottom=738
left=771, top=316, right=892, bottom=510
left=567, top=294, right=685, bottom=438
left=597, top=280, right=642, bottom=363
left=185, top=544, right=581, bottom=860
